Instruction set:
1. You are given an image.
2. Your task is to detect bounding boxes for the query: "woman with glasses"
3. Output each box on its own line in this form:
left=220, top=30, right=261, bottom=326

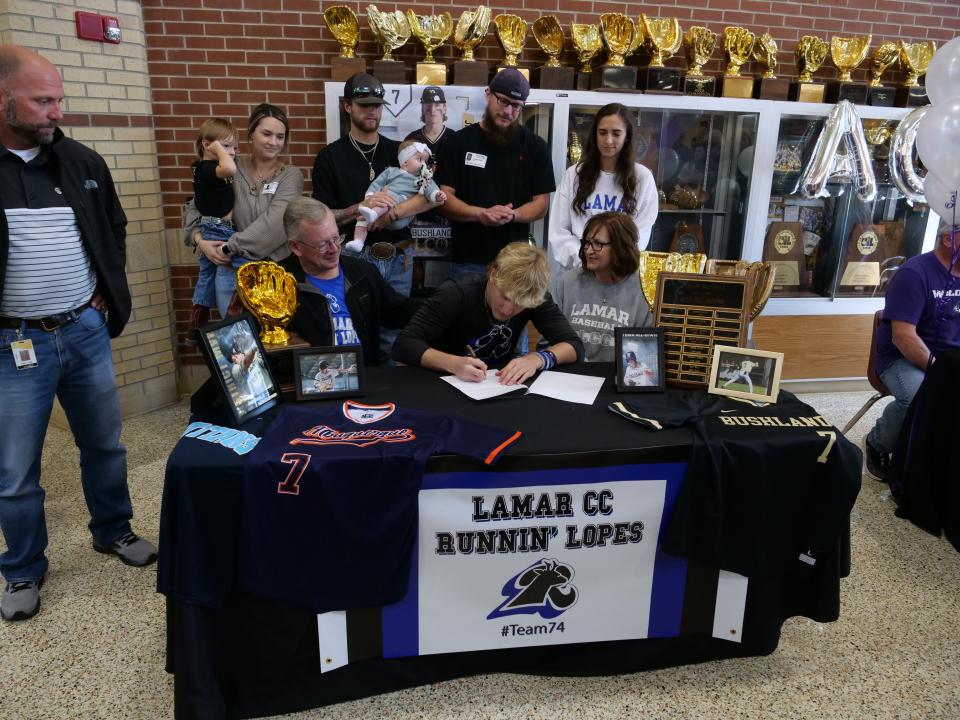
left=184, top=103, right=304, bottom=317
left=548, top=103, right=658, bottom=273
left=550, top=212, right=650, bottom=362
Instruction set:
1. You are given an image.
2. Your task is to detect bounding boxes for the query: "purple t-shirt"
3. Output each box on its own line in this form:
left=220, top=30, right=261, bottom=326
left=876, top=251, right=960, bottom=376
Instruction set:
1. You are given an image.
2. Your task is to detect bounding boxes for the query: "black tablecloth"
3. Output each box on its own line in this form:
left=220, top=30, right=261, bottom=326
left=160, top=364, right=853, bottom=720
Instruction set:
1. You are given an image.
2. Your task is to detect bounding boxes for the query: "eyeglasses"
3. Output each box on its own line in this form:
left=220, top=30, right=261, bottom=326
left=296, top=235, right=342, bottom=252
left=493, top=93, right=524, bottom=113
left=350, top=85, right=385, bottom=100
left=580, top=237, right=612, bottom=252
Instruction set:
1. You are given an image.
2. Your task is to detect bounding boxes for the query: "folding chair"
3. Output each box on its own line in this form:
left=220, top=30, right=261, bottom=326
left=842, top=310, right=891, bottom=434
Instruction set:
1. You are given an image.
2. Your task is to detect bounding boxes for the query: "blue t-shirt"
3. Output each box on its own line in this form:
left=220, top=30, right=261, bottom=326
left=306, top=267, right=359, bottom=346
left=876, top=251, right=960, bottom=375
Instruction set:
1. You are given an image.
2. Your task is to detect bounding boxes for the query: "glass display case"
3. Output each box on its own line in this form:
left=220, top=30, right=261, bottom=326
left=565, top=104, right=759, bottom=261
left=323, top=83, right=939, bottom=315
left=765, top=113, right=932, bottom=300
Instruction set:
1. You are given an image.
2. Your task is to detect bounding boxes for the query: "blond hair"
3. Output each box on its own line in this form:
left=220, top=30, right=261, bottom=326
left=488, top=243, right=551, bottom=309
left=195, top=117, right=237, bottom=158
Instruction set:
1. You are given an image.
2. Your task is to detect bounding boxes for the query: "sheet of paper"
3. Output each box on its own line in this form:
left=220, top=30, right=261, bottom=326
left=440, top=369, right=527, bottom=400
left=527, top=371, right=605, bottom=405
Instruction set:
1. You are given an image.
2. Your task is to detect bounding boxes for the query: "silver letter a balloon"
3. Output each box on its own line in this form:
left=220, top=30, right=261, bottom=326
left=797, top=100, right=877, bottom=202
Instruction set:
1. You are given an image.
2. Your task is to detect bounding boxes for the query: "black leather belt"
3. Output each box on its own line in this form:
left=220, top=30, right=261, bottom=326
left=0, top=303, right=90, bottom=331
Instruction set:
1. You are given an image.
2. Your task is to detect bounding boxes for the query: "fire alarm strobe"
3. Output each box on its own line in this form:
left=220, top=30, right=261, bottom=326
left=102, top=16, right=121, bottom=44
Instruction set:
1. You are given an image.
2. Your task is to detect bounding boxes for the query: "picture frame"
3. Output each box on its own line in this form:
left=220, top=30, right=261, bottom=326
left=293, top=346, right=365, bottom=401
left=707, top=345, right=785, bottom=403
left=198, top=313, right=281, bottom=425
left=615, top=327, right=666, bottom=393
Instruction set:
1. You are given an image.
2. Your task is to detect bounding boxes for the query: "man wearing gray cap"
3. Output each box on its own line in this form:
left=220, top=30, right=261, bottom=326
left=864, top=218, right=960, bottom=482
left=436, top=68, right=556, bottom=277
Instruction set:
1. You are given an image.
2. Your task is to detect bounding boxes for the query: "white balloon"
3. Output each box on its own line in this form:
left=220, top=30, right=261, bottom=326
left=926, top=36, right=960, bottom=107
left=923, top=171, right=960, bottom=226
left=915, top=95, right=960, bottom=178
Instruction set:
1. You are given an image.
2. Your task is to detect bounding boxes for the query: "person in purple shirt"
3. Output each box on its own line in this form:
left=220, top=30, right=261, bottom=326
left=865, top=218, right=960, bottom=481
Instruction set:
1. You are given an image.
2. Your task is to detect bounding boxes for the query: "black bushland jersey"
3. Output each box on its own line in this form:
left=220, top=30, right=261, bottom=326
left=610, top=391, right=862, bottom=577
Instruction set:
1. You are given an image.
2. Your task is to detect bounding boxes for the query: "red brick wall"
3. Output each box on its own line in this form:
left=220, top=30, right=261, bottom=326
left=142, top=0, right=960, bottom=363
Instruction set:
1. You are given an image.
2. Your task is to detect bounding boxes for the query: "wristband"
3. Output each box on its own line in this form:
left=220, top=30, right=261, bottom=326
left=510, top=210, right=517, bottom=223
left=927, top=354, right=936, bottom=371
left=536, top=350, right=557, bottom=371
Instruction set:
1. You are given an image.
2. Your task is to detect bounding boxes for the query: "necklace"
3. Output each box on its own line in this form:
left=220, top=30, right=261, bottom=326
left=248, top=161, right=283, bottom=195
left=348, top=133, right=379, bottom=181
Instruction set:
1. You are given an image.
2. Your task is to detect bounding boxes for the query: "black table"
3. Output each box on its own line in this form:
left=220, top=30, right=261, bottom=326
left=160, top=364, right=854, bottom=720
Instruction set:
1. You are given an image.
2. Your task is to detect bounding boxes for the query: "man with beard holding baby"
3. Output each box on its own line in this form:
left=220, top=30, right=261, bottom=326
left=435, top=69, right=555, bottom=278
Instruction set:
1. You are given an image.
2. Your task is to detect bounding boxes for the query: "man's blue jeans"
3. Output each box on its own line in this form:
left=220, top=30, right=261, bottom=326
left=867, top=358, right=926, bottom=455
left=344, top=245, right=413, bottom=363
left=0, top=307, right=132, bottom=582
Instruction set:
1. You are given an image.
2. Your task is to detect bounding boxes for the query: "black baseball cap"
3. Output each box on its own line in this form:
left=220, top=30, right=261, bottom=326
left=344, top=73, right=389, bottom=105
left=489, top=67, right=530, bottom=102
left=421, top=86, right=445, bottom=104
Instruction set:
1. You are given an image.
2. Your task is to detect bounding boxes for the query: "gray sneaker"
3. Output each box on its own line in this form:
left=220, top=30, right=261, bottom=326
left=93, top=530, right=157, bottom=567
left=1, top=576, right=44, bottom=621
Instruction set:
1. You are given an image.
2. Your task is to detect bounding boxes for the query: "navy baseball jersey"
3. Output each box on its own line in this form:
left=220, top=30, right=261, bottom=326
left=609, top=391, right=861, bottom=577
left=240, top=401, right=522, bottom=611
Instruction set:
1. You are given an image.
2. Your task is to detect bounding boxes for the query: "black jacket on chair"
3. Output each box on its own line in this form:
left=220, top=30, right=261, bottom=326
left=891, top=348, right=960, bottom=551
left=278, top=254, right=416, bottom=365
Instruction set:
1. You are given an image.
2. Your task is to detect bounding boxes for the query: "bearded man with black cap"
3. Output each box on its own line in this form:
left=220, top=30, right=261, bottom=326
left=435, top=68, right=556, bottom=277
left=311, top=72, right=431, bottom=361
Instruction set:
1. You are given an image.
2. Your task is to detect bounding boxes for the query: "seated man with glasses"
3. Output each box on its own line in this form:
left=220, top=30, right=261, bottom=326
left=435, top=68, right=556, bottom=278
left=279, top=198, right=416, bottom=363
left=550, top=212, right=650, bottom=363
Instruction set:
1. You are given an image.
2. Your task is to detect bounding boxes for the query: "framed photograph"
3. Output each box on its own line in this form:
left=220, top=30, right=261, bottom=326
left=708, top=345, right=784, bottom=403
left=293, top=346, right=365, bottom=401
left=198, top=314, right=280, bottom=425
left=615, top=327, right=665, bottom=393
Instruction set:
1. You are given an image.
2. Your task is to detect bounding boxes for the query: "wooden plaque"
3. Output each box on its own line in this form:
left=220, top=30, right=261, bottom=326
left=763, top=221, right=804, bottom=291
left=840, top=223, right=886, bottom=291
left=653, top=273, right=752, bottom=389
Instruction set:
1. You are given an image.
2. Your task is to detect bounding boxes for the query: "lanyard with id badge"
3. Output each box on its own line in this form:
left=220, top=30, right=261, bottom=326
left=12, top=337, right=38, bottom=369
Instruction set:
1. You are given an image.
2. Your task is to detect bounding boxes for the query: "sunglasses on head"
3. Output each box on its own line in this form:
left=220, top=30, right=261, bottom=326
left=351, top=85, right=385, bottom=99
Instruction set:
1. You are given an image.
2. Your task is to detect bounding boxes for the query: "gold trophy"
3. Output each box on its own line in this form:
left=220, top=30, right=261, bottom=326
left=638, top=14, right=682, bottom=93
left=752, top=33, right=789, bottom=99
left=367, top=6, right=410, bottom=84
left=682, top=26, right=717, bottom=96
left=407, top=10, right=453, bottom=86
left=323, top=5, right=364, bottom=81
left=826, top=34, right=872, bottom=104
left=532, top=16, right=573, bottom=89
left=719, top=26, right=755, bottom=98
left=493, top=14, right=529, bottom=79
left=790, top=35, right=828, bottom=102
left=866, top=41, right=899, bottom=106
left=897, top=40, right=936, bottom=107
left=236, top=261, right=299, bottom=347
left=595, top=13, right=638, bottom=89
left=637, top=251, right=707, bottom=309
left=567, top=130, right=582, bottom=165
left=571, top=23, right=603, bottom=90
left=453, top=6, right=491, bottom=86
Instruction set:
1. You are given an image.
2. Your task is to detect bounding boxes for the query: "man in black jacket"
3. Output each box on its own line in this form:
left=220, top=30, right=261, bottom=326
left=0, top=46, right=155, bottom=622
left=280, top=197, right=415, bottom=364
